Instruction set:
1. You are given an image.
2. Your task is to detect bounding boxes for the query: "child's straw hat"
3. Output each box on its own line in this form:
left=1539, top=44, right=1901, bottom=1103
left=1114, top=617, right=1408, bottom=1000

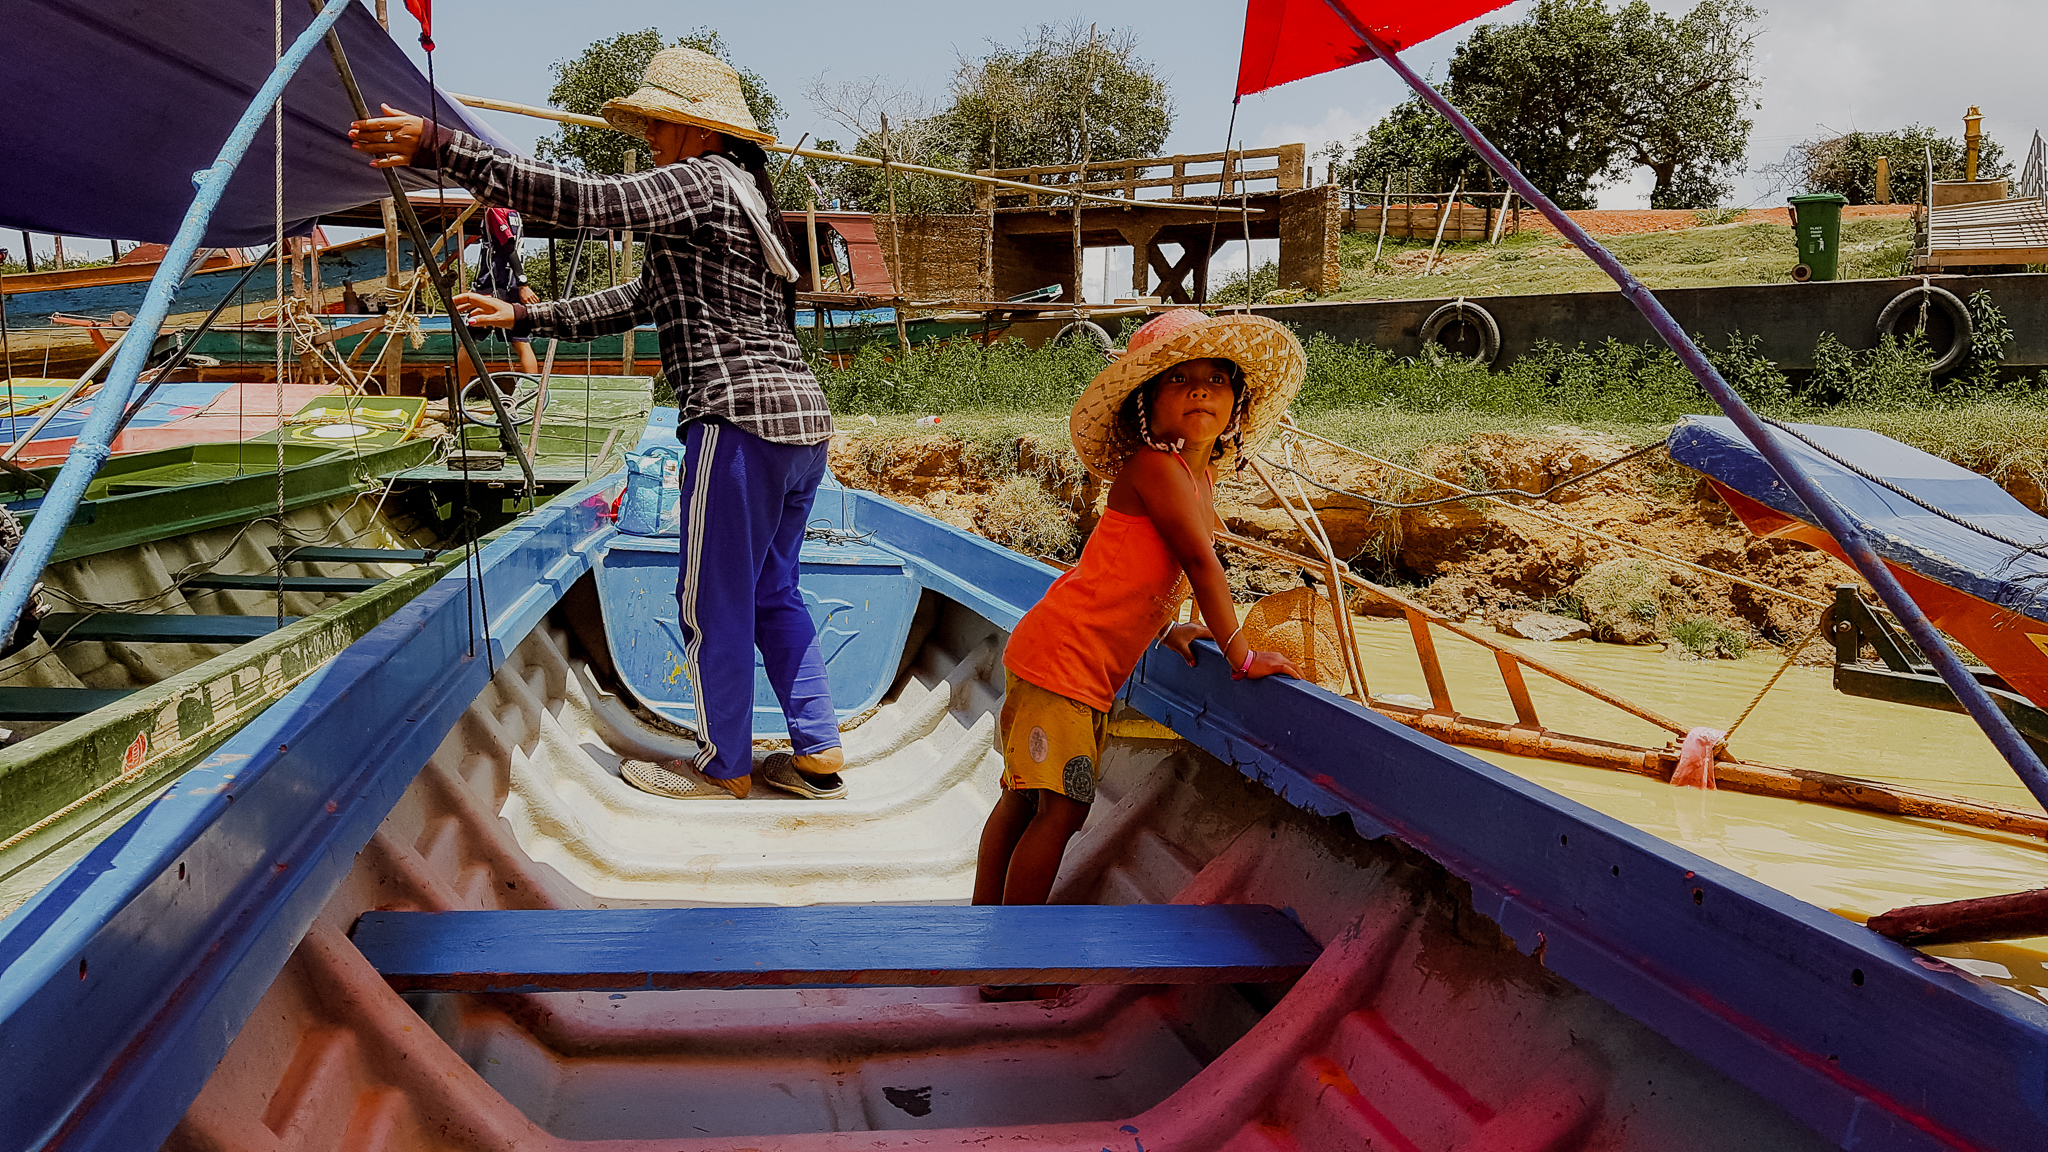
left=1069, top=309, right=1305, bottom=481
left=602, top=47, right=775, bottom=146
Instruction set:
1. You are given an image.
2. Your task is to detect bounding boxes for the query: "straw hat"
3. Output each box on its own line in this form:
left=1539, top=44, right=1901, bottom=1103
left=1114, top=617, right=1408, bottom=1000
left=601, top=47, right=775, bottom=146
left=1069, top=309, right=1305, bottom=481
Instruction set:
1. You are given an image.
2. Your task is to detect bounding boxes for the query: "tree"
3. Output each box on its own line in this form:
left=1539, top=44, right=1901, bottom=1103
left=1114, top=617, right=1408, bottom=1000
left=1329, top=0, right=1761, bottom=210
left=940, top=22, right=1173, bottom=173
left=535, top=28, right=783, bottom=175
left=1600, top=0, right=1760, bottom=207
left=798, top=23, right=1174, bottom=216
left=1766, top=126, right=2011, bottom=205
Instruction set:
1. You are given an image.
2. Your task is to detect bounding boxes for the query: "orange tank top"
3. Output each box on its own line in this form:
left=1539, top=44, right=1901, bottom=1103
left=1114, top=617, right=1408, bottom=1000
left=1005, top=504, right=1191, bottom=713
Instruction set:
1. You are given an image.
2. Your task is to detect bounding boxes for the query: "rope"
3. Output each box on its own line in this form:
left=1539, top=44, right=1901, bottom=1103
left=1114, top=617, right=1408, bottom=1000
left=1759, top=415, right=2046, bottom=560
left=1258, top=436, right=1670, bottom=509
left=1720, top=612, right=1829, bottom=748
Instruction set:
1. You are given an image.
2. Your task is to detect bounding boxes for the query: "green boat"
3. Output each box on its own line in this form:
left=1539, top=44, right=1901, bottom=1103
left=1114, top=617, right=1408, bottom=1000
left=0, top=375, right=652, bottom=915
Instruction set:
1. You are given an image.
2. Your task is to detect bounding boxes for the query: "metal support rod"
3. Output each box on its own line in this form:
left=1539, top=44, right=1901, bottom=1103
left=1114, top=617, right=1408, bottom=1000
left=1320, top=0, right=2048, bottom=807
left=0, top=0, right=355, bottom=650
left=309, top=0, right=536, bottom=495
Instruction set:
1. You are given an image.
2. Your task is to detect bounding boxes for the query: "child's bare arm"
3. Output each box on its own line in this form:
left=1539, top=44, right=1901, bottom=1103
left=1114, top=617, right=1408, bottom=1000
left=1129, top=453, right=1301, bottom=680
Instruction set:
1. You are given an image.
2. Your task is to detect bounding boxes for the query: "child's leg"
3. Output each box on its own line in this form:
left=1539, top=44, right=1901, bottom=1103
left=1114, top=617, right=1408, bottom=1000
left=973, top=789, right=1036, bottom=905
left=998, top=790, right=1091, bottom=905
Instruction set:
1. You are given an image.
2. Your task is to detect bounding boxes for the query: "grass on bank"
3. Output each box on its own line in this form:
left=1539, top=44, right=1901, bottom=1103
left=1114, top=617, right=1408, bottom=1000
left=1271, top=217, right=1919, bottom=303
left=814, top=291, right=2048, bottom=492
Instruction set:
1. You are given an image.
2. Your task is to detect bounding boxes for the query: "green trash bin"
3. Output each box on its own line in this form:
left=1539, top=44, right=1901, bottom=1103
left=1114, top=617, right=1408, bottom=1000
left=1787, top=192, right=1849, bottom=281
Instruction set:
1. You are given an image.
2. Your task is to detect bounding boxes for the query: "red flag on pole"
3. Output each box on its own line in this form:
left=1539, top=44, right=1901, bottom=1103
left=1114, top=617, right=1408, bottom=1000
left=1235, top=0, right=1511, bottom=96
left=404, top=0, right=433, bottom=50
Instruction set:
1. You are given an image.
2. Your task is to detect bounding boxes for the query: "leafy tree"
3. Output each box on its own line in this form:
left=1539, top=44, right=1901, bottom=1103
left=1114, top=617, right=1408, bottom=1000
left=1766, top=125, right=2011, bottom=205
left=535, top=28, right=783, bottom=175
left=799, top=23, right=1173, bottom=216
left=1329, top=0, right=1761, bottom=210
left=939, top=22, right=1173, bottom=173
left=1601, top=0, right=1759, bottom=207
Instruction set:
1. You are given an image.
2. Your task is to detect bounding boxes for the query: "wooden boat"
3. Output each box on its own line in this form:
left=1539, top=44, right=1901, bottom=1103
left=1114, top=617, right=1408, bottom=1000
left=0, top=237, right=393, bottom=331
left=0, top=378, right=651, bottom=919
left=2, top=411, right=2042, bottom=1151
left=1670, top=415, right=2048, bottom=710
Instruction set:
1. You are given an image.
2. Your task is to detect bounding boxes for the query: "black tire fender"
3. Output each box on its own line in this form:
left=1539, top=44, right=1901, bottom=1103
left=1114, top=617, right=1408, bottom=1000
left=1419, top=299, right=1502, bottom=366
left=1876, top=284, right=1972, bottom=376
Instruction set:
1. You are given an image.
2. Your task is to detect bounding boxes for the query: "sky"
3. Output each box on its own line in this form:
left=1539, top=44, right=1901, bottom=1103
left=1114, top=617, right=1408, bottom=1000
left=22, top=1, right=2048, bottom=296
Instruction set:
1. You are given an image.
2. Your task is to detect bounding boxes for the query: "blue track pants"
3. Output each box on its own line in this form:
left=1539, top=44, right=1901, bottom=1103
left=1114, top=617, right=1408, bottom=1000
left=676, top=418, right=840, bottom=780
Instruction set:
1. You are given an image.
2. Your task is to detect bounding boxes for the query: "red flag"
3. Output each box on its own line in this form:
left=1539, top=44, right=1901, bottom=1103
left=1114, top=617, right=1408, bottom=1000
left=1236, top=0, right=1511, bottom=96
left=404, top=0, right=433, bottom=50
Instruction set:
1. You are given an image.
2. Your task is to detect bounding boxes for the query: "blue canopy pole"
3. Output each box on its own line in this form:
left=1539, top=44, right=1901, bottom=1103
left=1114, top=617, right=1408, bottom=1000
left=1317, top=0, right=2048, bottom=809
left=0, top=0, right=355, bottom=647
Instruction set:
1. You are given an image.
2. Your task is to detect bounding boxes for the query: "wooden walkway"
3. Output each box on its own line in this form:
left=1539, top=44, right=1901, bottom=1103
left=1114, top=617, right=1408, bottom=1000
left=1920, top=196, right=2048, bottom=269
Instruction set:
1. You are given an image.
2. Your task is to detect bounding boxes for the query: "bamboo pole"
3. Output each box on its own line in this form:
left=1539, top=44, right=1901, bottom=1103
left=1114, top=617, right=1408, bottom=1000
left=447, top=92, right=1258, bottom=216
left=1277, top=439, right=1371, bottom=697
left=1214, top=528, right=1688, bottom=735
left=1072, top=25, right=1097, bottom=310
left=1246, top=457, right=1369, bottom=699
left=1489, top=190, right=1512, bottom=245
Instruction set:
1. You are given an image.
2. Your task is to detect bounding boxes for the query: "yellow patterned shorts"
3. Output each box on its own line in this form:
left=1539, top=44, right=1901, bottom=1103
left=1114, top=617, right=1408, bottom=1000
left=999, top=671, right=1108, bottom=804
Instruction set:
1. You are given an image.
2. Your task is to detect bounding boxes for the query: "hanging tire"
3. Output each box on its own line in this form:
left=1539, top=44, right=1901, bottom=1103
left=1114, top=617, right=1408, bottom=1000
left=1876, top=284, right=1972, bottom=376
left=1419, top=300, right=1501, bottom=366
left=1052, top=320, right=1115, bottom=360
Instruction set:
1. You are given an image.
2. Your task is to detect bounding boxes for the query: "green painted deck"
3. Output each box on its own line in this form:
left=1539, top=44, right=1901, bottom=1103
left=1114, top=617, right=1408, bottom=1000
left=392, top=374, right=652, bottom=486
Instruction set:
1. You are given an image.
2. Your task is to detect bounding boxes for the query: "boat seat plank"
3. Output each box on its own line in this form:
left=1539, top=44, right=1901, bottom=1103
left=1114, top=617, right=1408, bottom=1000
left=351, top=905, right=1322, bottom=992
left=39, top=613, right=297, bottom=644
left=274, top=546, right=436, bottom=564
left=184, top=574, right=384, bottom=594
left=0, top=687, right=137, bottom=719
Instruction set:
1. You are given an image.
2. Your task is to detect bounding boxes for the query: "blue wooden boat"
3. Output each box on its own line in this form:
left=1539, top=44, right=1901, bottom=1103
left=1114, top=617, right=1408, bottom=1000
left=0, top=237, right=397, bottom=330
left=0, top=409, right=2041, bottom=1151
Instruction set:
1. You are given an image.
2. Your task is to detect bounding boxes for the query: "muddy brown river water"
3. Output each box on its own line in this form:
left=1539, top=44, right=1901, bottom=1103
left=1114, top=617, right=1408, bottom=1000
left=1346, top=617, right=2048, bottom=1001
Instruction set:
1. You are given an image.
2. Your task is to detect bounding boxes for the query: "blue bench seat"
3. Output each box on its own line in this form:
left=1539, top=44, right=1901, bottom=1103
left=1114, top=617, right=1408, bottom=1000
left=350, top=904, right=1321, bottom=993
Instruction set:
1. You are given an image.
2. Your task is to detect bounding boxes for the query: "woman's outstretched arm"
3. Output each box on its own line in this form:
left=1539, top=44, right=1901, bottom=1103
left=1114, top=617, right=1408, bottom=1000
left=350, top=105, right=714, bottom=236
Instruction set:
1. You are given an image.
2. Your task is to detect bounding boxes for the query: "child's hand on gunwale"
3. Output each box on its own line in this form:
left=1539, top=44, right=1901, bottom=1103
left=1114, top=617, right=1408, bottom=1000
left=1161, top=622, right=1211, bottom=666
left=1244, top=651, right=1304, bottom=680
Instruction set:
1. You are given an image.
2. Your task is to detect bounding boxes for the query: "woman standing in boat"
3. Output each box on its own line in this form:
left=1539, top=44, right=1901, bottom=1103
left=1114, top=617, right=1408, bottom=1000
left=975, top=310, right=1305, bottom=924
left=349, top=48, right=846, bottom=803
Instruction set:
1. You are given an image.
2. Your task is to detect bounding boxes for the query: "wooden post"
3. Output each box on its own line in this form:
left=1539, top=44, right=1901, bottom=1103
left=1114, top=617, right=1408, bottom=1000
left=51, top=235, right=65, bottom=271
left=620, top=151, right=637, bottom=377
left=1424, top=176, right=1462, bottom=275
left=1072, top=25, right=1098, bottom=309
left=1875, top=156, right=1893, bottom=204
left=878, top=113, right=911, bottom=355
left=1373, top=173, right=1391, bottom=265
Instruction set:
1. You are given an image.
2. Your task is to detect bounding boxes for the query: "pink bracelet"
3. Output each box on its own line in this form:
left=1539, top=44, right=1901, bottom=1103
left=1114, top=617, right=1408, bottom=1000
left=1230, top=649, right=1255, bottom=681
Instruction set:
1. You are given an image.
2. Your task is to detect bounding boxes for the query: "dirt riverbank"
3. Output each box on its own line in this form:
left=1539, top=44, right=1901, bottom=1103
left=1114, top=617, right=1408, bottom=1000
left=830, top=426, right=1904, bottom=658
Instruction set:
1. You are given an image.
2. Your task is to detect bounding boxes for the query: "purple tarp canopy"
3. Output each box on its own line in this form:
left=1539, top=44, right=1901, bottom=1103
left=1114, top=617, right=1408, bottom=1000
left=0, top=0, right=517, bottom=247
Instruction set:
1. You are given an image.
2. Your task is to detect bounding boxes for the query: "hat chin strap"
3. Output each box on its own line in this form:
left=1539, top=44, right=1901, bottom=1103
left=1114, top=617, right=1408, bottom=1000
left=1136, top=407, right=1185, bottom=454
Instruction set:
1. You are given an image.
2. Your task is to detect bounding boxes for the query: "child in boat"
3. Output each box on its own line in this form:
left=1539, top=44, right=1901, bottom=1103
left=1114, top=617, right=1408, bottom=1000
left=974, top=309, right=1306, bottom=913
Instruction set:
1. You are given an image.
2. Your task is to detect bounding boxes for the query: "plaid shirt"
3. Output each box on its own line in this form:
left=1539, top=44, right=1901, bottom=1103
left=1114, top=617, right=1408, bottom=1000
left=425, top=129, right=834, bottom=445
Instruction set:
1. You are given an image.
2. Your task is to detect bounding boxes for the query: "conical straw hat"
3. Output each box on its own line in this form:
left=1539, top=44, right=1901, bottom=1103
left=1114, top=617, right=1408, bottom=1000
left=1068, top=308, right=1305, bottom=481
left=602, top=47, right=775, bottom=146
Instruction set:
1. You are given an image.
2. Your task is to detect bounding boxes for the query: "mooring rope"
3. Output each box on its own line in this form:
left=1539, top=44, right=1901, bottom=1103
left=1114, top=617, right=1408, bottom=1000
left=1719, top=612, right=1831, bottom=750
left=1257, top=436, right=1670, bottom=510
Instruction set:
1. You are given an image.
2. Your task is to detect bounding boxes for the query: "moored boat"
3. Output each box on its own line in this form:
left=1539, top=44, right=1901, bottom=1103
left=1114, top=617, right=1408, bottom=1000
left=1, top=426, right=2043, bottom=1149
